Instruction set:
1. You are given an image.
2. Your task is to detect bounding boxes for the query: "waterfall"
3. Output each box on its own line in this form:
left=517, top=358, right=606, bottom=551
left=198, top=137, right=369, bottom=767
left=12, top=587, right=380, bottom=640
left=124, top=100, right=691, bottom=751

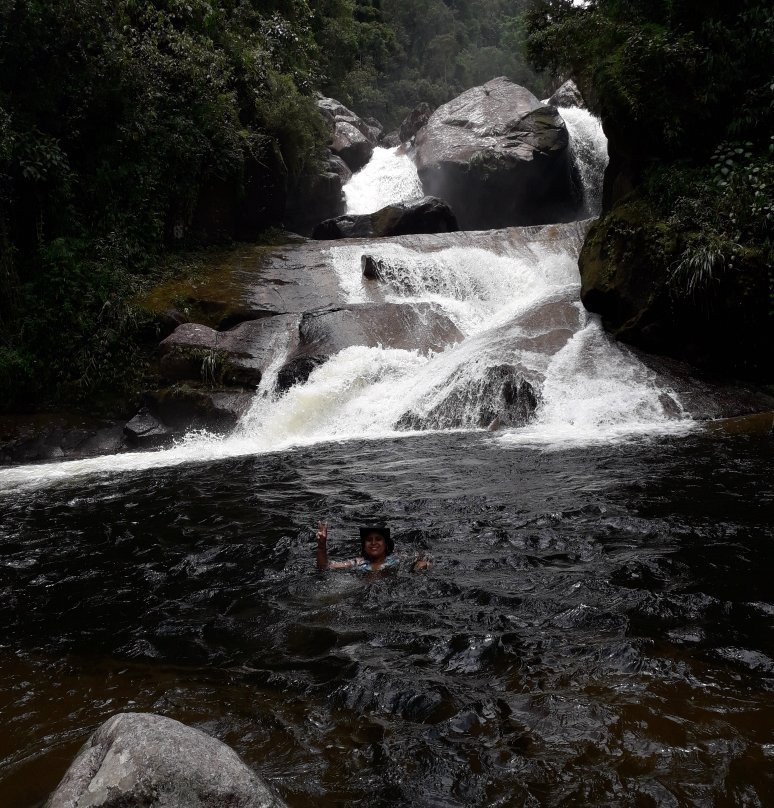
left=559, top=106, right=609, bottom=216
left=234, top=227, right=686, bottom=449
left=344, top=146, right=424, bottom=214
left=0, top=119, right=687, bottom=492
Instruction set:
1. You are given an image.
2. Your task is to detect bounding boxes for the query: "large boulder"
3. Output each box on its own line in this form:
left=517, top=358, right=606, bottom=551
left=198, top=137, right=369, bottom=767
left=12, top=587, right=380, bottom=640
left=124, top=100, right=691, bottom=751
left=44, top=712, right=287, bottom=808
left=312, top=196, right=458, bottom=240
left=330, top=121, right=373, bottom=172
left=159, top=316, right=298, bottom=388
left=414, top=77, right=582, bottom=229
left=276, top=302, right=463, bottom=390
left=548, top=79, right=586, bottom=109
left=317, top=96, right=377, bottom=171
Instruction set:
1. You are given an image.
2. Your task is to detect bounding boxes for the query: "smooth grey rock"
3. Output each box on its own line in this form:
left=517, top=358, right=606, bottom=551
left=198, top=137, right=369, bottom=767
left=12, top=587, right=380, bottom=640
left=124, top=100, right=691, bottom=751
left=331, top=120, right=373, bottom=171
left=276, top=302, right=463, bottom=390
left=316, top=95, right=378, bottom=169
left=548, top=79, right=586, bottom=109
left=312, top=196, right=458, bottom=240
left=415, top=77, right=582, bottom=229
left=44, top=712, right=286, bottom=808
left=361, top=254, right=387, bottom=280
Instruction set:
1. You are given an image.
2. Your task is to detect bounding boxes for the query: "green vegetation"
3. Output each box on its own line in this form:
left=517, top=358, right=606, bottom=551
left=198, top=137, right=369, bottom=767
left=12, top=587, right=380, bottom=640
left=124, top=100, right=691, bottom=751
left=0, top=0, right=545, bottom=415
left=527, top=0, right=773, bottom=379
left=321, top=0, right=548, bottom=128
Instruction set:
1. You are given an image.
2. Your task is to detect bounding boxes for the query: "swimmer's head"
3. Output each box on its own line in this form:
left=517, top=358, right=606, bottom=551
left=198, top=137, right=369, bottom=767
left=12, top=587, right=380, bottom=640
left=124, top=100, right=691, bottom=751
left=359, top=526, right=393, bottom=560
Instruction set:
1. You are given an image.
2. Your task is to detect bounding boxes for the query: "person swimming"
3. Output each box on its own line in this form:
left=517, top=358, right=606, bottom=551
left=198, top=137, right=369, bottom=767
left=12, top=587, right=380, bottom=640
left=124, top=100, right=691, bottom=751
left=315, top=522, right=430, bottom=572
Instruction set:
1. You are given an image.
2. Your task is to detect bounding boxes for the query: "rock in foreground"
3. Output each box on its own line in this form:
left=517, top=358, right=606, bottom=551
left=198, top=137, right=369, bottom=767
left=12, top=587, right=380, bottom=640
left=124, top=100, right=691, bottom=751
left=415, top=77, right=582, bottom=229
left=312, top=196, right=458, bottom=240
left=45, top=712, right=287, bottom=808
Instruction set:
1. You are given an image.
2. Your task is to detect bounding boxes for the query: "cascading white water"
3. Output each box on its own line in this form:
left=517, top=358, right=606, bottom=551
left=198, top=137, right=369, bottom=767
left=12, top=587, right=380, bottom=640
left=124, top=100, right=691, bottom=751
left=0, top=229, right=691, bottom=491
left=559, top=106, right=609, bottom=215
left=344, top=146, right=424, bottom=214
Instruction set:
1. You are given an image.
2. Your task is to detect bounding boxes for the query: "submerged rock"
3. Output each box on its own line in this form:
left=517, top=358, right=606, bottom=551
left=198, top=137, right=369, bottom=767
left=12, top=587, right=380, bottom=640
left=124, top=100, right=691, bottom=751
left=415, top=77, right=582, bottom=229
left=44, top=712, right=287, bottom=808
left=276, top=302, right=463, bottom=390
left=312, top=196, right=458, bottom=240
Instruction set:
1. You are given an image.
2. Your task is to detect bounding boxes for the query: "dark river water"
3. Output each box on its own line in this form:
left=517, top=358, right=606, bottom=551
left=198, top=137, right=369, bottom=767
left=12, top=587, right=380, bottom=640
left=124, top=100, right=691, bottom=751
left=1, top=430, right=772, bottom=808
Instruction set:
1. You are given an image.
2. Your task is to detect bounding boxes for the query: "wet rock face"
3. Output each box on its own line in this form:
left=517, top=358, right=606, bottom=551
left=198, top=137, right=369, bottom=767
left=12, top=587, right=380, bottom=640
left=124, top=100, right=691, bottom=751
left=159, top=316, right=298, bottom=388
left=276, top=303, right=463, bottom=390
left=145, top=385, right=253, bottom=433
left=44, top=712, right=287, bottom=808
left=548, top=79, right=586, bottom=109
left=312, top=196, right=458, bottom=240
left=415, top=77, right=582, bottom=229
left=0, top=417, right=126, bottom=465
left=397, top=364, right=539, bottom=430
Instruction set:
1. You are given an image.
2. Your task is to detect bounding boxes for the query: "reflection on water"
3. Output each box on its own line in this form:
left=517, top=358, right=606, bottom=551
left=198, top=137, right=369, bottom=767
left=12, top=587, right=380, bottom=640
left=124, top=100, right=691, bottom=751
left=1, top=431, right=773, bottom=807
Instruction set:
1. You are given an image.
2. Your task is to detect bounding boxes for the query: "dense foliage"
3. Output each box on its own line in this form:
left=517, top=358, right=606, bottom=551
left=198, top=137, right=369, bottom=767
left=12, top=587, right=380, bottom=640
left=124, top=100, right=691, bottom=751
left=0, top=0, right=544, bottom=414
left=526, top=0, right=773, bottom=378
left=321, top=0, right=549, bottom=128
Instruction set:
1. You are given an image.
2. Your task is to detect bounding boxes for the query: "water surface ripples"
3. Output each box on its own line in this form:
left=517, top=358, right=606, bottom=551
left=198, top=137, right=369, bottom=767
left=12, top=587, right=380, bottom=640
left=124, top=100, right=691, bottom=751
left=1, top=431, right=772, bottom=807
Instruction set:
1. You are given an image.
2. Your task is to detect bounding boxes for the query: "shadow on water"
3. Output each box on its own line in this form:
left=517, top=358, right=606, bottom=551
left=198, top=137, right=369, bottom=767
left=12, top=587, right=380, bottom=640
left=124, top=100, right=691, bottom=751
left=0, top=431, right=772, bottom=807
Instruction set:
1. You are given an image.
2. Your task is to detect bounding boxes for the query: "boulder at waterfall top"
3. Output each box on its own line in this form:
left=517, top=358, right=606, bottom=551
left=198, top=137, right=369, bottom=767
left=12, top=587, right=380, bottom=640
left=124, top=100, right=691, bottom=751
left=312, top=196, right=458, bottom=240
left=277, top=303, right=463, bottom=391
left=44, top=712, right=287, bottom=808
left=548, top=79, right=586, bottom=109
left=317, top=95, right=378, bottom=172
left=415, top=77, right=582, bottom=230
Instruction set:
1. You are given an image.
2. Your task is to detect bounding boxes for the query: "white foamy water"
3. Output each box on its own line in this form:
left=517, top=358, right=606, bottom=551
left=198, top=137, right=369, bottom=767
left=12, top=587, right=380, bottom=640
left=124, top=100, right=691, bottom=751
left=344, top=146, right=423, bottom=214
left=560, top=106, right=609, bottom=216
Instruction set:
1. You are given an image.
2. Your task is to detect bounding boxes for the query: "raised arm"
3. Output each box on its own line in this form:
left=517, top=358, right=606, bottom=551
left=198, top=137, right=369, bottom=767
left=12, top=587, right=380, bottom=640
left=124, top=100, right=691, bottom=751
left=316, top=521, right=329, bottom=570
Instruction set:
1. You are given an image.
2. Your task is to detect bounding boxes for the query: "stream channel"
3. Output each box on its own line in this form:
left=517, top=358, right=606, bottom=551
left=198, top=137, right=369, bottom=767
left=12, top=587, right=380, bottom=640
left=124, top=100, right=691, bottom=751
left=0, top=109, right=772, bottom=808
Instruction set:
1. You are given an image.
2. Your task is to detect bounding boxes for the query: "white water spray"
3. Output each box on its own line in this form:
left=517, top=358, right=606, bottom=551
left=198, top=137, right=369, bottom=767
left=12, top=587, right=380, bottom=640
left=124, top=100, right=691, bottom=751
left=344, top=146, right=423, bottom=214
left=559, top=106, right=609, bottom=216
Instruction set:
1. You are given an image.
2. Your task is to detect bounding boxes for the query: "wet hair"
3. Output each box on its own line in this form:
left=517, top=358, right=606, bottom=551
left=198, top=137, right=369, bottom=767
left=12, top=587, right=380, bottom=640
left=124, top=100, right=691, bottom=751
left=359, top=526, right=394, bottom=556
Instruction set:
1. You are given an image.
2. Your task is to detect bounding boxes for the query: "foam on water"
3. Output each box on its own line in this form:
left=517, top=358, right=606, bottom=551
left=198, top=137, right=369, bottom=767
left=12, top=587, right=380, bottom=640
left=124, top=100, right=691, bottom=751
left=344, top=146, right=423, bottom=214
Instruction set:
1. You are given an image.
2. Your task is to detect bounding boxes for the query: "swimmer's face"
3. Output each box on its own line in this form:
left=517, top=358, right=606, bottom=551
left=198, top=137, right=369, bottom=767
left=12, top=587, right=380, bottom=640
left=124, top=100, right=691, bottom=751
left=363, top=532, right=387, bottom=561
